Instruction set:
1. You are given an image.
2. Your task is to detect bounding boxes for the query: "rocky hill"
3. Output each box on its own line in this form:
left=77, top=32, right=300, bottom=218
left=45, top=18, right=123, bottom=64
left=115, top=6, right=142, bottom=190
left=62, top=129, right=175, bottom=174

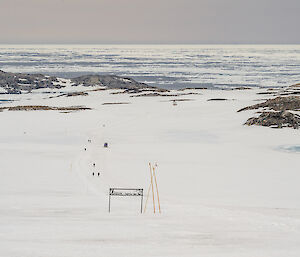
left=238, top=96, right=300, bottom=112
left=0, top=70, right=154, bottom=94
left=0, top=70, right=61, bottom=94
left=70, top=74, right=151, bottom=89
left=238, top=96, right=300, bottom=129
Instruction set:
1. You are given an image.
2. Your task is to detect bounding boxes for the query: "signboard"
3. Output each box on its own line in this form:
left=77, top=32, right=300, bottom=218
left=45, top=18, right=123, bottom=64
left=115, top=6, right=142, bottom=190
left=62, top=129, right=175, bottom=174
left=109, top=188, right=143, bottom=213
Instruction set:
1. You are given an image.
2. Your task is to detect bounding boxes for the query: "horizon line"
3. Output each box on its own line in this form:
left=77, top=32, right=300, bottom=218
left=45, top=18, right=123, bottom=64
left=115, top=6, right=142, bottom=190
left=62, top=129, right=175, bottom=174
left=0, top=42, right=300, bottom=45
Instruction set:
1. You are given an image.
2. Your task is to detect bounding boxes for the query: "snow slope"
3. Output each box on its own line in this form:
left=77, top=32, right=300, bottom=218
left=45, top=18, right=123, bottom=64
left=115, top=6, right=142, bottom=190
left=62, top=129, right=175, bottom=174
left=0, top=88, right=300, bottom=257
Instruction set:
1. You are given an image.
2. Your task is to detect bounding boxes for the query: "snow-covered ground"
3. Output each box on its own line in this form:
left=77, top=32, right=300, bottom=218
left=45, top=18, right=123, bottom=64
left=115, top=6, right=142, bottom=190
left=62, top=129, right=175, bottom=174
left=0, top=88, right=300, bottom=257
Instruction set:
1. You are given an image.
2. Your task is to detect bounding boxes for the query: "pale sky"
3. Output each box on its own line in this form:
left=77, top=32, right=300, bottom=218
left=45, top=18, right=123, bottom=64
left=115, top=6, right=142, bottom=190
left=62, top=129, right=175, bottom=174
left=0, top=0, right=299, bottom=44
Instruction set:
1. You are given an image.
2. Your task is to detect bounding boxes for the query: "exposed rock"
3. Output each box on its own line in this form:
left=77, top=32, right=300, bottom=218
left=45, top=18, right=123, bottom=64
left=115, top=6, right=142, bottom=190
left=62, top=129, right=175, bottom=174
left=277, top=84, right=300, bottom=96
left=48, top=91, right=89, bottom=99
left=0, top=70, right=62, bottom=94
left=110, top=88, right=168, bottom=95
left=87, top=88, right=106, bottom=92
left=168, top=99, right=194, bottom=102
left=71, top=75, right=153, bottom=90
left=257, top=84, right=300, bottom=97
left=0, top=105, right=90, bottom=112
left=279, top=91, right=300, bottom=96
left=131, top=92, right=201, bottom=97
left=131, top=92, right=173, bottom=97
left=0, top=70, right=156, bottom=94
left=232, top=87, right=252, bottom=90
left=256, top=92, right=277, bottom=95
left=245, top=111, right=300, bottom=129
left=65, top=92, right=88, bottom=97
left=102, top=102, right=130, bottom=105
left=207, top=98, right=229, bottom=101
left=178, top=87, right=207, bottom=91
left=238, top=96, right=300, bottom=112
left=239, top=95, right=300, bottom=129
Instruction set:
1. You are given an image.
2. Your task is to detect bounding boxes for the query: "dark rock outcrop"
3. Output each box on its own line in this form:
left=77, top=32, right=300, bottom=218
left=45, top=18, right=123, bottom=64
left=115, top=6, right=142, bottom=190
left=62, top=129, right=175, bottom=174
left=178, top=87, right=207, bottom=91
left=70, top=75, right=152, bottom=90
left=0, top=70, right=155, bottom=94
left=0, top=70, right=61, bottom=94
left=239, top=95, right=300, bottom=129
left=131, top=92, right=201, bottom=97
left=110, top=88, right=168, bottom=95
left=0, top=105, right=90, bottom=112
left=245, top=111, right=300, bottom=129
left=232, top=87, right=252, bottom=90
left=256, top=84, right=300, bottom=97
left=238, top=96, right=300, bottom=112
left=207, top=98, right=228, bottom=101
left=102, top=102, right=130, bottom=105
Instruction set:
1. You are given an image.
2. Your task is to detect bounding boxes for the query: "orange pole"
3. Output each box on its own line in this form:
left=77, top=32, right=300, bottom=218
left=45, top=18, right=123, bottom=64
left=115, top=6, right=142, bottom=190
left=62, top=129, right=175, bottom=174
left=149, top=162, right=156, bottom=213
left=153, top=165, right=161, bottom=213
left=143, top=182, right=152, bottom=213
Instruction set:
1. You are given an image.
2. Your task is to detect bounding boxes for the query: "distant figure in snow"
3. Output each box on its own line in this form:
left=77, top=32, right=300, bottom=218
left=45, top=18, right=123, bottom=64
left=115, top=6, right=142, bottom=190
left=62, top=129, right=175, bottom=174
left=93, top=163, right=96, bottom=167
left=97, top=172, right=100, bottom=176
left=104, top=142, right=108, bottom=148
left=84, top=148, right=87, bottom=151
left=173, top=100, right=177, bottom=106
left=88, top=139, right=91, bottom=143
left=92, top=172, right=94, bottom=176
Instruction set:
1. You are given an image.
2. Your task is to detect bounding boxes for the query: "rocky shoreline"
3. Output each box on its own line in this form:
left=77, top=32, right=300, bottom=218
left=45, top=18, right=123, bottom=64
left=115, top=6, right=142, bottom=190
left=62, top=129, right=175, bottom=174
left=238, top=95, right=300, bottom=129
left=244, top=111, right=300, bottom=129
left=0, top=105, right=90, bottom=112
left=0, top=70, right=155, bottom=94
left=1, top=69, right=300, bottom=129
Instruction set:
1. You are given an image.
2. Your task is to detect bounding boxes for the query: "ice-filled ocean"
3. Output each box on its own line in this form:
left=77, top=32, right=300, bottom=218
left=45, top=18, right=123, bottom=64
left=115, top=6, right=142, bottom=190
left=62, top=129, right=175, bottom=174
left=0, top=44, right=299, bottom=89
